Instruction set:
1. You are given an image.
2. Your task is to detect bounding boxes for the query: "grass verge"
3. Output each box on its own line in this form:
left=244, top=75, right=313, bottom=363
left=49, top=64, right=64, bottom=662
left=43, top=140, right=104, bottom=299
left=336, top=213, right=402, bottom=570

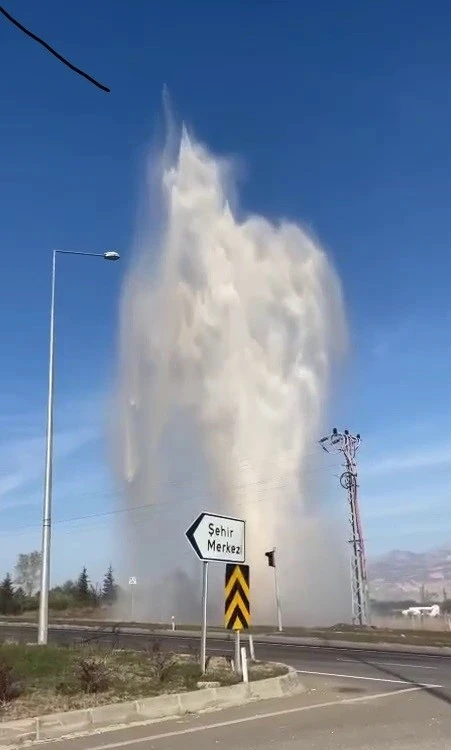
left=0, top=643, right=286, bottom=722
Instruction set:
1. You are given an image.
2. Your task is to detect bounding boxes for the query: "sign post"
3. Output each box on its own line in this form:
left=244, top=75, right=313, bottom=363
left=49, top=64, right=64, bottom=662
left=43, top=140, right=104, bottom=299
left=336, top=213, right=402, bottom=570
left=186, top=512, right=246, bottom=674
left=235, top=629, right=241, bottom=674
left=128, top=576, right=137, bottom=621
left=200, top=561, right=209, bottom=674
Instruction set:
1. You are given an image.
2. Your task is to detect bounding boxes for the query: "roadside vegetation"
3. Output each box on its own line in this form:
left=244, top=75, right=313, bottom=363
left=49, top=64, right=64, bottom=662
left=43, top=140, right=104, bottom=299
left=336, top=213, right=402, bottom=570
left=0, top=551, right=119, bottom=617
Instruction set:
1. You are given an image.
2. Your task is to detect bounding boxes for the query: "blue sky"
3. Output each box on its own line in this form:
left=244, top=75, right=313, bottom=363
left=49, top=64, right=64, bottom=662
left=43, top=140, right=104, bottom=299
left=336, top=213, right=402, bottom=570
left=1, top=0, right=451, bottom=585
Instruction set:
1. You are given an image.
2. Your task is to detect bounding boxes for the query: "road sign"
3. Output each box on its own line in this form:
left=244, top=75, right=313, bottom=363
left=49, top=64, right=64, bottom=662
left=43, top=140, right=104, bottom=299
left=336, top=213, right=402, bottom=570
left=185, top=512, right=245, bottom=563
left=224, top=563, right=250, bottom=631
left=128, top=577, right=137, bottom=585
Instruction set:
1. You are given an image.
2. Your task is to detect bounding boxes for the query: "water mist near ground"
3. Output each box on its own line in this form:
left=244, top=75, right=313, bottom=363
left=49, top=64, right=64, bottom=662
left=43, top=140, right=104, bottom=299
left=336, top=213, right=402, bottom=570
left=114, top=127, right=350, bottom=626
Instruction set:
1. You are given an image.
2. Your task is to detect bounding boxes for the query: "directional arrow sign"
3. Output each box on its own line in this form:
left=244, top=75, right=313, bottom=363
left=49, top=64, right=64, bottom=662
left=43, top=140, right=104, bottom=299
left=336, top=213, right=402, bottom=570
left=185, top=512, right=245, bottom=564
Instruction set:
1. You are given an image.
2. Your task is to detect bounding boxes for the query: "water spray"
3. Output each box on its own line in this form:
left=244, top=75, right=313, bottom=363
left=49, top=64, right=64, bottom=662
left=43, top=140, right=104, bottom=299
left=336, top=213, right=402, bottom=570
left=115, top=127, right=349, bottom=625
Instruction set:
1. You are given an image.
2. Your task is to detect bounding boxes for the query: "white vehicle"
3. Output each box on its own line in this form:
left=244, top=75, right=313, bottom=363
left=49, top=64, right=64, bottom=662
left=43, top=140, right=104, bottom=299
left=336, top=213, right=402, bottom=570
left=401, top=604, right=441, bottom=618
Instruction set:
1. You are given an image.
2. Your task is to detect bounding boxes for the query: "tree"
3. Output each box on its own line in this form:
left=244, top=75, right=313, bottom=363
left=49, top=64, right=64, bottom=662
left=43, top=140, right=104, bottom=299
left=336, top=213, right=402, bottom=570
left=90, top=582, right=101, bottom=608
left=101, top=565, right=117, bottom=605
left=0, top=574, right=16, bottom=615
left=76, top=567, right=90, bottom=604
left=14, top=586, right=25, bottom=605
left=14, top=551, right=41, bottom=597
left=61, top=580, right=76, bottom=596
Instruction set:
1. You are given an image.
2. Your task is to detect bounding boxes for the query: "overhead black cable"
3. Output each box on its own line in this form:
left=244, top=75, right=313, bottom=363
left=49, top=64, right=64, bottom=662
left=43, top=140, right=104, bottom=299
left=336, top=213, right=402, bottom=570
left=0, top=4, right=110, bottom=92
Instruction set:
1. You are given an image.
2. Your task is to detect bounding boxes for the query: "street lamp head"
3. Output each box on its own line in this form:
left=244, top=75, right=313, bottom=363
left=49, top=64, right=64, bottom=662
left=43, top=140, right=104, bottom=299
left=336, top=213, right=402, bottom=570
left=103, top=251, right=120, bottom=261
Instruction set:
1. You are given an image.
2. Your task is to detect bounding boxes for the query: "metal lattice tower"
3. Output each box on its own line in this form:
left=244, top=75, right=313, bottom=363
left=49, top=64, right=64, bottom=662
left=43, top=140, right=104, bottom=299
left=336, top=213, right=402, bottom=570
left=319, top=428, right=370, bottom=626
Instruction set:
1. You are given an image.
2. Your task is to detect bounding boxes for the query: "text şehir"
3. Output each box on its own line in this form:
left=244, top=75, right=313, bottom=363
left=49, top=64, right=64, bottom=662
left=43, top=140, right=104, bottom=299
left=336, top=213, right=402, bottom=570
left=207, top=522, right=241, bottom=555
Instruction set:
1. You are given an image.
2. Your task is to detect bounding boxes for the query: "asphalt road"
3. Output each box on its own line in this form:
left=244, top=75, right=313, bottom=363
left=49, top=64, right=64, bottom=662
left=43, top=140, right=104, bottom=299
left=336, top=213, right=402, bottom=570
left=26, top=683, right=451, bottom=750
left=2, top=623, right=451, bottom=693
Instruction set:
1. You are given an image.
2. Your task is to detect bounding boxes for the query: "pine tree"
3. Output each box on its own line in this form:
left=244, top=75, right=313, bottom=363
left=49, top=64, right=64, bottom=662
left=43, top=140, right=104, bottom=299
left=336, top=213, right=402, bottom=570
left=102, top=564, right=117, bottom=605
left=76, top=567, right=90, bottom=604
left=0, top=573, right=15, bottom=615
left=14, top=586, right=25, bottom=606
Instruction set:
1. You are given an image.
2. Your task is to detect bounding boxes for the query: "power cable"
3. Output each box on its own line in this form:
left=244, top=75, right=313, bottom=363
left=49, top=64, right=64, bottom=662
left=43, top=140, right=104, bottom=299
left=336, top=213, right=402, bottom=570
left=0, top=5, right=110, bottom=92
left=1, top=449, right=341, bottom=524
left=0, top=464, right=342, bottom=537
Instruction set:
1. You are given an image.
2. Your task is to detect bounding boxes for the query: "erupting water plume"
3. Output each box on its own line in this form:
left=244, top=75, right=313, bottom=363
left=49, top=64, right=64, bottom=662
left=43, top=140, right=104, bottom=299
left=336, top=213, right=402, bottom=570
left=114, top=126, right=350, bottom=626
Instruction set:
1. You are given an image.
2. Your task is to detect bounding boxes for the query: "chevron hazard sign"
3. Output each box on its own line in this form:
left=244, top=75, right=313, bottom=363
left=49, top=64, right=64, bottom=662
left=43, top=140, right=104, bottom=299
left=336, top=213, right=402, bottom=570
left=224, top=564, right=250, bottom=630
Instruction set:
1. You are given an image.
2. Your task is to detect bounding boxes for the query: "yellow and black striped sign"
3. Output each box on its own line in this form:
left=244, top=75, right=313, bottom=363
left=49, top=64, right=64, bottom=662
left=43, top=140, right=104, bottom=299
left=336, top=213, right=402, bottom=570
left=224, top=564, right=250, bottom=630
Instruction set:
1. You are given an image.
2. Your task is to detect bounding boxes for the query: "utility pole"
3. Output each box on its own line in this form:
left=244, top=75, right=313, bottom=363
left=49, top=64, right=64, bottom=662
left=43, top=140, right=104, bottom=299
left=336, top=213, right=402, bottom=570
left=319, top=428, right=370, bottom=626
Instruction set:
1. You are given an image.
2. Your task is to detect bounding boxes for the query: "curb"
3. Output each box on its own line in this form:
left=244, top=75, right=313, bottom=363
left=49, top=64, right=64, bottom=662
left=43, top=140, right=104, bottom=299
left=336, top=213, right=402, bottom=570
left=0, top=665, right=304, bottom=746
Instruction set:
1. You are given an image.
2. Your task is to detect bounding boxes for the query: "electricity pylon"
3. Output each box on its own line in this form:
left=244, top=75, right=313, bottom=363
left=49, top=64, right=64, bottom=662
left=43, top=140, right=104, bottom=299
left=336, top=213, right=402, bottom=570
left=319, top=428, right=370, bottom=626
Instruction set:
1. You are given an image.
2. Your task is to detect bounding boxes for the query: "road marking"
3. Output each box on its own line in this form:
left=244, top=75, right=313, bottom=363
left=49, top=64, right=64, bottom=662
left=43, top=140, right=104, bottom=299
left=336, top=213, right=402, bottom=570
left=207, top=642, right=443, bottom=662
left=245, top=641, right=451, bottom=661
left=80, top=686, right=422, bottom=750
left=337, top=658, right=437, bottom=670
left=295, top=669, right=443, bottom=687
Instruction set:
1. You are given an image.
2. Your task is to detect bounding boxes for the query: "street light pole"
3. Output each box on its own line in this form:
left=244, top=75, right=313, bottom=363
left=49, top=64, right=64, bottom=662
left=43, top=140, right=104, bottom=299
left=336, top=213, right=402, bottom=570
left=37, top=249, right=120, bottom=646
left=37, top=250, right=57, bottom=646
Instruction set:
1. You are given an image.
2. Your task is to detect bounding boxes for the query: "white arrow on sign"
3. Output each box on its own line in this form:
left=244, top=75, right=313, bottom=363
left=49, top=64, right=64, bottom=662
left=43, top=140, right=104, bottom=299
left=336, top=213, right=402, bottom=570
left=185, top=512, right=245, bottom=564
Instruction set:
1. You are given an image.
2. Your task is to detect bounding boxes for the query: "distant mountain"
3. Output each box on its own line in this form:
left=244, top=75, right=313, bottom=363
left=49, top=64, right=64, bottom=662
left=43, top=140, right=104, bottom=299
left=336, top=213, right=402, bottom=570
left=368, top=546, right=451, bottom=601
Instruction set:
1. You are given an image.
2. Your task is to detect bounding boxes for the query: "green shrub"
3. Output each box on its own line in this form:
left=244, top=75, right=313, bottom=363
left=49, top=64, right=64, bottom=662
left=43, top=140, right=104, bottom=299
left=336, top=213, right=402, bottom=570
left=76, top=656, right=110, bottom=694
left=48, top=592, right=72, bottom=612
left=0, top=659, right=21, bottom=703
left=147, top=642, right=176, bottom=683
